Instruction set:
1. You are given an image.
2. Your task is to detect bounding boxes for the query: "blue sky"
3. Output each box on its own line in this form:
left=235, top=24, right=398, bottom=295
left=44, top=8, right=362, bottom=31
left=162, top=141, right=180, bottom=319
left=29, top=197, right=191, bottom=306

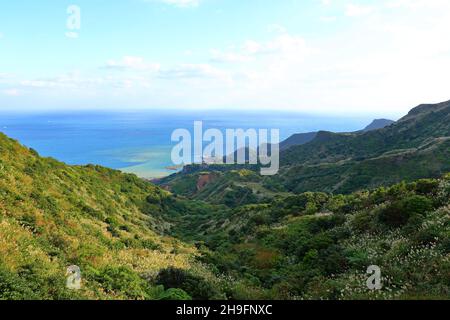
left=1, top=0, right=450, bottom=116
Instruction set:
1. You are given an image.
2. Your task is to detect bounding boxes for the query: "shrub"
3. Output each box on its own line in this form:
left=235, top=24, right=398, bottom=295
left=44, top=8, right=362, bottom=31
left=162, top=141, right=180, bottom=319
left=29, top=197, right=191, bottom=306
left=249, top=213, right=269, bottom=226
left=350, top=212, right=374, bottom=233
left=0, top=267, right=39, bottom=300
left=155, top=267, right=219, bottom=300
left=223, top=186, right=258, bottom=208
left=0, top=264, right=77, bottom=300
left=158, top=288, right=192, bottom=300
left=318, top=245, right=348, bottom=275
left=414, top=179, right=440, bottom=195
left=378, top=195, right=433, bottom=228
left=146, top=193, right=161, bottom=205
left=400, top=195, right=434, bottom=216
left=92, top=266, right=152, bottom=299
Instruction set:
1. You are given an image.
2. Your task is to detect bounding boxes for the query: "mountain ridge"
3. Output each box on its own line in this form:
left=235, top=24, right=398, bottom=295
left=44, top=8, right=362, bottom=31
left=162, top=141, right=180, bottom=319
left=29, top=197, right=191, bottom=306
left=363, top=119, right=395, bottom=132
left=279, top=117, right=395, bottom=152
left=160, top=99, right=450, bottom=200
left=0, top=100, right=449, bottom=300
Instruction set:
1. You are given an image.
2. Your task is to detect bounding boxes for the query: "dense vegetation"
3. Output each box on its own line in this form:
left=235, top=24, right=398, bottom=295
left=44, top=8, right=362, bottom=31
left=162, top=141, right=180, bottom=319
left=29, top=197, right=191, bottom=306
left=155, top=100, right=450, bottom=299
left=166, top=175, right=449, bottom=299
left=0, top=132, right=215, bottom=299
left=0, top=100, right=449, bottom=300
left=161, top=100, right=450, bottom=202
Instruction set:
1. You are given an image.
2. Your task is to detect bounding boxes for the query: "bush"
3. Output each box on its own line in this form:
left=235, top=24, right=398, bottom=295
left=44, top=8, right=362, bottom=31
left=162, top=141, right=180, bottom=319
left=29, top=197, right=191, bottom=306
left=400, top=195, right=434, bottom=216
left=378, top=195, right=433, bottom=228
left=318, top=245, right=348, bottom=275
left=146, top=193, right=161, bottom=205
left=0, top=264, right=77, bottom=300
left=223, top=186, right=258, bottom=208
left=350, top=212, right=374, bottom=233
left=158, top=288, right=192, bottom=300
left=92, top=266, right=152, bottom=299
left=414, top=179, right=440, bottom=195
left=0, top=267, right=39, bottom=300
left=155, top=267, right=219, bottom=300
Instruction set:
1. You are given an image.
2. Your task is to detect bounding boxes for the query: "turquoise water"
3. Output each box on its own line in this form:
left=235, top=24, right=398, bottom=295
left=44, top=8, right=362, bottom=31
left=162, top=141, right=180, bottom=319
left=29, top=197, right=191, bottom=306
left=0, top=110, right=373, bottom=178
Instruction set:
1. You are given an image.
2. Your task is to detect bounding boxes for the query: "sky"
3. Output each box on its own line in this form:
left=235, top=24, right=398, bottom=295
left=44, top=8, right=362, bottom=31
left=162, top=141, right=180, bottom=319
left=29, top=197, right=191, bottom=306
left=1, top=0, right=450, bottom=117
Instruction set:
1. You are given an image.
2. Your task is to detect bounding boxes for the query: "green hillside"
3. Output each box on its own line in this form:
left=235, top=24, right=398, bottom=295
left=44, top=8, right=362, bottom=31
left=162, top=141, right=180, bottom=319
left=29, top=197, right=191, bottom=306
left=278, top=100, right=450, bottom=194
left=165, top=176, right=450, bottom=299
left=160, top=100, right=450, bottom=204
left=283, top=100, right=450, bottom=166
left=0, top=132, right=214, bottom=300
left=0, top=100, right=449, bottom=300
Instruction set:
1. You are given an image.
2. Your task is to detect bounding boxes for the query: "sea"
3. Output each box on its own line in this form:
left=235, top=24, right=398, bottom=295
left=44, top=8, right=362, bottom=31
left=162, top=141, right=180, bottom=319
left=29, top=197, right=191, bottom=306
left=0, top=110, right=374, bottom=179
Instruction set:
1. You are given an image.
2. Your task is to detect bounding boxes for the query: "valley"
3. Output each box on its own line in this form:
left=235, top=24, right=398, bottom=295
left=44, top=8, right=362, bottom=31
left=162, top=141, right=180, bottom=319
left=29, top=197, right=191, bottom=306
left=0, top=100, right=449, bottom=300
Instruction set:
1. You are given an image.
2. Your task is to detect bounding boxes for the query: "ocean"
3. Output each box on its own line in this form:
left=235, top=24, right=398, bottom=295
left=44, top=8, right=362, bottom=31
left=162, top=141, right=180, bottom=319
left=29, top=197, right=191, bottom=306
left=0, top=110, right=374, bottom=178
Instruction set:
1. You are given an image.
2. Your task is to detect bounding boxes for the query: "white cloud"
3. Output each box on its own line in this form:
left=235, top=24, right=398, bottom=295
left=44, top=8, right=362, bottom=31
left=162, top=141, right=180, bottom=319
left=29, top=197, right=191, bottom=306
left=385, top=0, right=450, bottom=9
left=21, top=73, right=103, bottom=89
left=2, top=89, right=20, bottom=96
left=319, top=0, right=332, bottom=6
left=320, top=16, right=337, bottom=23
left=208, top=35, right=314, bottom=86
left=4, top=0, right=450, bottom=114
left=158, top=63, right=231, bottom=81
left=243, top=35, right=311, bottom=57
left=105, top=56, right=160, bottom=72
left=345, top=4, right=375, bottom=17
left=210, top=49, right=252, bottom=63
left=183, top=0, right=449, bottom=113
left=210, top=33, right=313, bottom=63
left=20, top=72, right=153, bottom=91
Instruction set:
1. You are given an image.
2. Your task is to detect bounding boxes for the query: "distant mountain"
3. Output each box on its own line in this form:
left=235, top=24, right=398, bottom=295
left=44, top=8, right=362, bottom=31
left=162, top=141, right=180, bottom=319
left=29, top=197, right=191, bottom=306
left=278, top=100, right=450, bottom=193
left=156, top=101, right=450, bottom=300
left=160, top=99, right=450, bottom=199
left=363, top=118, right=395, bottom=132
left=280, top=132, right=317, bottom=150
left=1, top=101, right=449, bottom=300
left=279, top=118, right=394, bottom=152
left=223, top=119, right=396, bottom=162
left=282, top=100, right=450, bottom=165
